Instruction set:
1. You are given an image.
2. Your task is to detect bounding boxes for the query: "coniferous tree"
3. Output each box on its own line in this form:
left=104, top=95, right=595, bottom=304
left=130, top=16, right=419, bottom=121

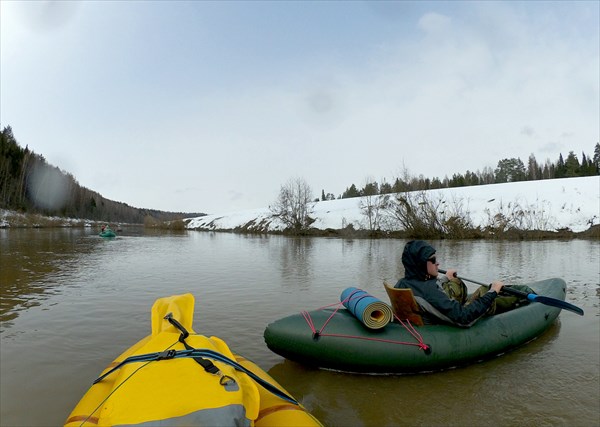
left=593, top=143, right=600, bottom=173
left=391, top=178, right=409, bottom=193
left=430, top=177, right=443, bottom=189
left=555, top=153, right=566, bottom=178
left=580, top=153, right=595, bottom=176
left=495, top=158, right=526, bottom=182
left=380, top=181, right=393, bottom=194
left=542, top=159, right=555, bottom=179
left=341, top=184, right=360, bottom=199
left=448, top=173, right=465, bottom=187
left=585, top=151, right=597, bottom=175
left=464, top=170, right=480, bottom=186
left=362, top=181, right=379, bottom=196
left=564, top=151, right=580, bottom=177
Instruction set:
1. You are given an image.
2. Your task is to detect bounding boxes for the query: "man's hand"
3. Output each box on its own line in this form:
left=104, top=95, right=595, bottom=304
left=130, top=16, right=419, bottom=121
left=490, top=281, right=504, bottom=294
left=445, top=269, right=458, bottom=281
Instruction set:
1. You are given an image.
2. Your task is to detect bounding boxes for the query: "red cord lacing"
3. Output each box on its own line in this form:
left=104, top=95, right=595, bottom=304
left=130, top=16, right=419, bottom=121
left=301, top=298, right=430, bottom=352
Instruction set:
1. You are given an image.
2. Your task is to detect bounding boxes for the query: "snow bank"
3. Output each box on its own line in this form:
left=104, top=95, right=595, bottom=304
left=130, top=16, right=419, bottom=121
left=186, top=176, right=600, bottom=233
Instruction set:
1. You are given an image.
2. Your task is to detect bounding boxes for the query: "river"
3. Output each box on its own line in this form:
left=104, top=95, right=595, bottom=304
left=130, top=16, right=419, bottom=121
left=0, top=228, right=598, bottom=426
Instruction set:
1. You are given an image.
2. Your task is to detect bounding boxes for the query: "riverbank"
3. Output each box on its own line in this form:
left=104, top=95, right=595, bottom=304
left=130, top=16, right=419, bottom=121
left=184, top=176, right=600, bottom=239
left=3, top=176, right=599, bottom=240
left=0, top=210, right=96, bottom=228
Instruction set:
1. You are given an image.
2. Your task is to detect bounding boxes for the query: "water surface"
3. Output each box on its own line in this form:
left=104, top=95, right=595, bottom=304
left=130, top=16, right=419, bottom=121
left=1, top=229, right=598, bottom=426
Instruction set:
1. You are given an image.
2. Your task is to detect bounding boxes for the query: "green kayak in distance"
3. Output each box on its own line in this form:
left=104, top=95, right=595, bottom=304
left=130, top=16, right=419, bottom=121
left=99, top=229, right=117, bottom=238
left=264, top=278, right=567, bottom=374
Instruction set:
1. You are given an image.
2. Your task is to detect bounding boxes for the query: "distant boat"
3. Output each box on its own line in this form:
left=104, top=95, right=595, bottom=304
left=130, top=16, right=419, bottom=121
left=99, top=228, right=116, bottom=238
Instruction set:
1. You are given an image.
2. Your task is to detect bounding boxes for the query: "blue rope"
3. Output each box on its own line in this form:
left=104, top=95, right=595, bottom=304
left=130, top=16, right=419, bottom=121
left=93, top=348, right=299, bottom=405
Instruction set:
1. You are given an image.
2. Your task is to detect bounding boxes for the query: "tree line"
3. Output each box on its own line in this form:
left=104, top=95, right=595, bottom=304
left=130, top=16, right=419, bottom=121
left=271, top=144, right=598, bottom=235
left=2, top=124, right=598, bottom=225
left=333, top=144, right=600, bottom=200
left=0, top=126, right=205, bottom=224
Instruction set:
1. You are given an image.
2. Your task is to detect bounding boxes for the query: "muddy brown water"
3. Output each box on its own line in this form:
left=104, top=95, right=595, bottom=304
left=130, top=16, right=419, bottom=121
left=1, top=228, right=598, bottom=426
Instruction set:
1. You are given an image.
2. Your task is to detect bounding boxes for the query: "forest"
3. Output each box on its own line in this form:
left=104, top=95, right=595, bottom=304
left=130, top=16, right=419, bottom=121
left=0, top=126, right=205, bottom=224
left=1, top=125, right=598, bottom=224
left=333, top=144, right=599, bottom=201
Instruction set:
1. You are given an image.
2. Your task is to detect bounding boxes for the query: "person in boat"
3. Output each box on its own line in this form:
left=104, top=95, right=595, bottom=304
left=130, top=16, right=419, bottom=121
left=395, top=240, right=531, bottom=327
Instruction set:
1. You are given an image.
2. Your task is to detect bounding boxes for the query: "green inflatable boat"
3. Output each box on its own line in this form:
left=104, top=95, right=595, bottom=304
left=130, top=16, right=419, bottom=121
left=99, top=229, right=117, bottom=238
left=264, top=278, right=568, bottom=374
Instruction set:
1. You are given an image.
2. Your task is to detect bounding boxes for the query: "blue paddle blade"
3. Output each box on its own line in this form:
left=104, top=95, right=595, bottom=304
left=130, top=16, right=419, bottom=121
left=500, top=286, right=584, bottom=316
left=525, top=293, right=584, bottom=316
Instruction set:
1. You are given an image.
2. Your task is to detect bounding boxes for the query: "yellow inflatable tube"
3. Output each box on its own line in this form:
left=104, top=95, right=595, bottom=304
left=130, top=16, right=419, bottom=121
left=65, top=294, right=321, bottom=427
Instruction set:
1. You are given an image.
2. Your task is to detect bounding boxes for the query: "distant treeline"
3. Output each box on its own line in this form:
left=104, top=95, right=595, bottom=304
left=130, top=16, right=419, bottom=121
left=330, top=144, right=600, bottom=201
left=0, top=126, right=205, bottom=223
left=2, top=124, right=598, bottom=223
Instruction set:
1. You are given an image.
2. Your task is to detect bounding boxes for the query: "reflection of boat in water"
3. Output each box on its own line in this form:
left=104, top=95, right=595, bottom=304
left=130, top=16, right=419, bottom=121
left=65, top=294, right=322, bottom=427
left=265, top=278, right=567, bottom=374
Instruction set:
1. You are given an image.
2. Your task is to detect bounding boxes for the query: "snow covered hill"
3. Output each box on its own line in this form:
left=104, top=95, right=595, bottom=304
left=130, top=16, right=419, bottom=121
left=185, top=176, right=600, bottom=234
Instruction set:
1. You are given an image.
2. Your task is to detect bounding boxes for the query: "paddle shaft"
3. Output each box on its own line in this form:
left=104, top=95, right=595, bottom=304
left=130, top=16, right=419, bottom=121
left=437, top=269, right=523, bottom=295
left=437, top=268, right=584, bottom=316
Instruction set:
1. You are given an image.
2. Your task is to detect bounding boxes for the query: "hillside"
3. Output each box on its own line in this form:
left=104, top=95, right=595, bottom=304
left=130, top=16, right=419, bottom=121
left=0, top=127, right=205, bottom=223
left=185, top=176, right=600, bottom=236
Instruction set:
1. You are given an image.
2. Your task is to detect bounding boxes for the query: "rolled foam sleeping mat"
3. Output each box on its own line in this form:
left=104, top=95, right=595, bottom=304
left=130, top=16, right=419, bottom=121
left=340, top=287, right=393, bottom=329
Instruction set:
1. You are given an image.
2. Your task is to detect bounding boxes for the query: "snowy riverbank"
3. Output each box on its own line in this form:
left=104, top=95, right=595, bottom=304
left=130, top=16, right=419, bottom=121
left=185, top=176, right=600, bottom=234
left=2, top=176, right=598, bottom=235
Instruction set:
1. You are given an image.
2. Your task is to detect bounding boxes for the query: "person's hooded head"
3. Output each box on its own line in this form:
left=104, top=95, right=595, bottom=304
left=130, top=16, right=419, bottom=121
left=402, top=240, right=436, bottom=281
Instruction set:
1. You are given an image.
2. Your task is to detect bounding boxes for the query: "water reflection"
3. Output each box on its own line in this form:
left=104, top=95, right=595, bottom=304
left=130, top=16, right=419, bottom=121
left=0, top=229, right=98, bottom=328
left=278, top=237, right=315, bottom=287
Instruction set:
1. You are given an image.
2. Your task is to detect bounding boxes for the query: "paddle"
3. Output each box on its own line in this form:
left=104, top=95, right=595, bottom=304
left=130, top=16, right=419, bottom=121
left=438, top=269, right=584, bottom=316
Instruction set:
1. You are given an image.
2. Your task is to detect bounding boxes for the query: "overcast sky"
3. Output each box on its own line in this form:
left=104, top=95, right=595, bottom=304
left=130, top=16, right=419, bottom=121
left=1, top=1, right=598, bottom=214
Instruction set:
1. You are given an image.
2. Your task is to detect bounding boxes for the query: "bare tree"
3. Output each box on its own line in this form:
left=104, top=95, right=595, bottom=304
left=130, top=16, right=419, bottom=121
left=359, top=194, right=390, bottom=231
left=270, top=177, right=315, bottom=231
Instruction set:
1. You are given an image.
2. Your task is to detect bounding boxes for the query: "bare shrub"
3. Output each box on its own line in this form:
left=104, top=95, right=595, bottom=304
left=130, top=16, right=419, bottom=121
left=383, top=191, right=443, bottom=238
left=383, top=191, right=474, bottom=238
left=442, top=193, right=476, bottom=238
left=144, top=215, right=159, bottom=228
left=518, top=199, right=556, bottom=231
left=359, top=194, right=390, bottom=231
left=270, top=178, right=315, bottom=232
left=483, top=198, right=557, bottom=235
left=166, top=219, right=186, bottom=230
